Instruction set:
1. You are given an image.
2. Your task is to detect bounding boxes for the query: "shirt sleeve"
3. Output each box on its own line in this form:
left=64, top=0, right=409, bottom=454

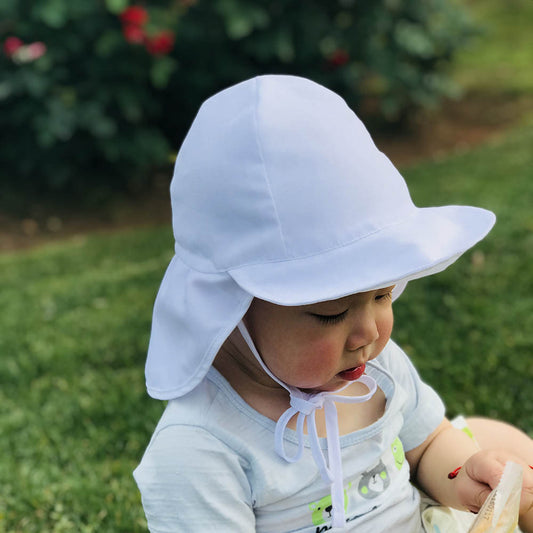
left=380, top=340, right=446, bottom=452
left=133, top=424, right=256, bottom=532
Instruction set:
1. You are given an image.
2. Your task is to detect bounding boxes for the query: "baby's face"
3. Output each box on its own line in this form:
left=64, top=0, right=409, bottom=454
left=244, top=287, right=394, bottom=392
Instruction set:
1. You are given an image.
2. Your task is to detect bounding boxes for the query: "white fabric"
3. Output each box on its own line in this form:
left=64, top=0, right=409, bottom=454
left=144, top=75, right=495, bottom=400
left=238, top=321, right=378, bottom=528
left=134, top=340, right=446, bottom=532
left=145, top=256, right=252, bottom=399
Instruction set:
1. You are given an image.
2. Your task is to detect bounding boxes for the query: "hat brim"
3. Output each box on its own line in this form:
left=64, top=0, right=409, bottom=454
left=229, top=205, right=495, bottom=305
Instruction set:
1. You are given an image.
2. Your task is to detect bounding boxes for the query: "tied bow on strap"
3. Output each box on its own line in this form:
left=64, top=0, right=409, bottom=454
left=237, top=322, right=378, bottom=529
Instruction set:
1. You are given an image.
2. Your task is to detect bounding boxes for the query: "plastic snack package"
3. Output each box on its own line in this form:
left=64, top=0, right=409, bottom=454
left=422, top=503, right=477, bottom=532
left=468, top=461, right=523, bottom=533
left=421, top=461, right=523, bottom=533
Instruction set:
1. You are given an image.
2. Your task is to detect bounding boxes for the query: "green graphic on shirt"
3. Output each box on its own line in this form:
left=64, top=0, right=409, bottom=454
left=308, top=483, right=351, bottom=526
left=358, top=460, right=389, bottom=499
left=391, top=437, right=405, bottom=470
left=308, top=439, right=404, bottom=525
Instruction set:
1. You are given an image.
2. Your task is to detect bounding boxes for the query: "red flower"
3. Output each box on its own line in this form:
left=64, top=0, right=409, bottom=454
left=145, top=31, right=175, bottom=56
left=26, top=42, right=47, bottom=60
left=120, top=6, right=149, bottom=27
left=328, top=49, right=350, bottom=67
left=122, top=24, right=146, bottom=44
left=3, top=36, right=23, bottom=57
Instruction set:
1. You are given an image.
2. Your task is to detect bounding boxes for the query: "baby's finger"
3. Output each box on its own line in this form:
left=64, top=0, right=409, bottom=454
left=463, top=454, right=533, bottom=516
left=520, top=465, right=533, bottom=515
left=454, top=468, right=493, bottom=513
left=463, top=451, right=507, bottom=490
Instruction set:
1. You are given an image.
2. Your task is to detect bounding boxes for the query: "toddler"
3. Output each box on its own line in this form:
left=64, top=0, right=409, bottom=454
left=134, top=75, right=533, bottom=532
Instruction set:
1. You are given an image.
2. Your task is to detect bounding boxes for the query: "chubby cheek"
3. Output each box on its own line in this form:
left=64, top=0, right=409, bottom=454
left=375, top=315, right=394, bottom=355
left=276, top=338, right=340, bottom=388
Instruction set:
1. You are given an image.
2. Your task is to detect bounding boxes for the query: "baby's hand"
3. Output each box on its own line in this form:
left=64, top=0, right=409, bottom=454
left=453, top=450, right=533, bottom=516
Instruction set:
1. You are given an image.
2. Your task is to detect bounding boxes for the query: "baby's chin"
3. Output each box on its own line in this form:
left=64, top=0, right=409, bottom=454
left=298, top=370, right=371, bottom=394
left=299, top=379, right=347, bottom=394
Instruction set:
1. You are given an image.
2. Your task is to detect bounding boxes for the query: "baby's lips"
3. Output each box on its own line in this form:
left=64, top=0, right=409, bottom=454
left=337, top=364, right=366, bottom=381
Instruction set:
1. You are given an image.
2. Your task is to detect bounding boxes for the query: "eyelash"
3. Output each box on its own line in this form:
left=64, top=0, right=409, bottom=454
left=375, top=292, right=392, bottom=301
left=312, top=311, right=348, bottom=325
left=312, top=291, right=392, bottom=324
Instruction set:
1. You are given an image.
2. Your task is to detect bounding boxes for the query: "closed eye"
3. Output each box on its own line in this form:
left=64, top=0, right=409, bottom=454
left=311, top=310, right=348, bottom=325
left=375, top=291, right=393, bottom=302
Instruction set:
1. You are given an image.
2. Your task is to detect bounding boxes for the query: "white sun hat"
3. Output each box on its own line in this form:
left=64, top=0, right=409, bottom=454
left=144, top=74, right=495, bottom=401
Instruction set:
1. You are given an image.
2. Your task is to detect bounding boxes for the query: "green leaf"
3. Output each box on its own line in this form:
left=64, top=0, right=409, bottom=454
left=394, top=20, right=435, bottom=58
left=105, top=0, right=129, bottom=15
left=226, top=14, right=253, bottom=39
left=0, top=82, right=13, bottom=101
left=150, top=57, right=177, bottom=89
left=95, top=31, right=123, bottom=57
left=34, top=0, right=68, bottom=29
left=90, top=116, right=117, bottom=138
left=275, top=29, right=294, bottom=63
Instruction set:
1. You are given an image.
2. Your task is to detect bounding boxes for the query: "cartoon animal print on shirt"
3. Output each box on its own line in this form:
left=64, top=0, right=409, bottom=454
left=391, top=437, right=405, bottom=471
left=308, top=483, right=351, bottom=526
left=308, top=438, right=405, bottom=524
left=358, top=460, right=390, bottom=499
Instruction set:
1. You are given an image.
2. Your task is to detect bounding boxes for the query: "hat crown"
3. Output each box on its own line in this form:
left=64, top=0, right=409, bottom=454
left=171, top=75, right=415, bottom=273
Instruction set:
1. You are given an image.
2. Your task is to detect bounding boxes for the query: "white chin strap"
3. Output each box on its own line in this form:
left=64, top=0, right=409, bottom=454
left=237, top=322, right=377, bottom=530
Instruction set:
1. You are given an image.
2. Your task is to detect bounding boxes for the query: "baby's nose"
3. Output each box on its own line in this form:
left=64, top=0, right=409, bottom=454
left=345, top=312, right=379, bottom=352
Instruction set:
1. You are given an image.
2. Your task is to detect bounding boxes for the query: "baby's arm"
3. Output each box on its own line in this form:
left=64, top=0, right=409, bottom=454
left=406, top=417, right=533, bottom=531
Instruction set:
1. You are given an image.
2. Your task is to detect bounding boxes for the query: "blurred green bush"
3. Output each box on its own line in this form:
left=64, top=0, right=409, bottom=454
left=0, top=0, right=475, bottom=200
left=0, top=0, right=179, bottom=204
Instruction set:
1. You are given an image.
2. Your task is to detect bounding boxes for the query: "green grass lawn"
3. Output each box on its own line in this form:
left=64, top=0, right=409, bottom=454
left=1, top=122, right=532, bottom=532
left=0, top=231, right=173, bottom=532
left=453, top=0, right=533, bottom=94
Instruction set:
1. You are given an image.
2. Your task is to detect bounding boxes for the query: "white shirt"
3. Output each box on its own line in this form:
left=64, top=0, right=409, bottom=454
left=134, top=339, right=445, bottom=532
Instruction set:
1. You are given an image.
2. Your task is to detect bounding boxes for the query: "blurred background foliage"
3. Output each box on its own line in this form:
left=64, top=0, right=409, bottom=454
left=0, top=0, right=476, bottom=206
